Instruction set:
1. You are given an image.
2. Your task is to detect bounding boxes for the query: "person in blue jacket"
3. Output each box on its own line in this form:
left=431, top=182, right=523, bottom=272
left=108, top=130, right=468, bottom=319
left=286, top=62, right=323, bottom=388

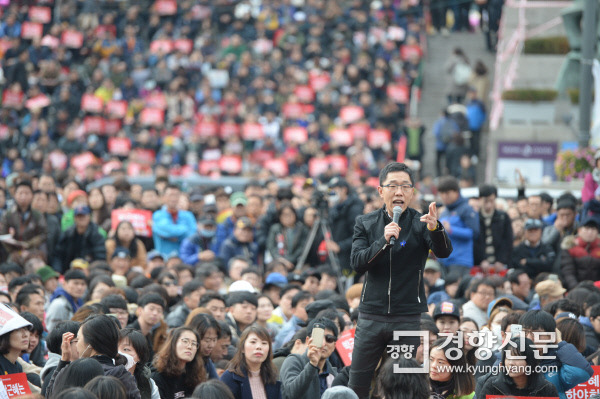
left=221, top=325, right=282, bottom=399
left=152, top=184, right=196, bottom=257
left=179, top=217, right=218, bottom=266
left=437, top=176, right=480, bottom=275
left=520, top=310, right=594, bottom=399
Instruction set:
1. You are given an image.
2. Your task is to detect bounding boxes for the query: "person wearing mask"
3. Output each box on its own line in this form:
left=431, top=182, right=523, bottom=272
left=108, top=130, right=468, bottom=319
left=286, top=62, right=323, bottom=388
left=118, top=329, right=160, bottom=399
left=437, top=176, right=480, bottom=276
left=45, top=270, right=87, bottom=332
left=0, top=180, right=47, bottom=263
left=511, top=218, right=556, bottom=278
left=52, top=205, right=106, bottom=273
left=349, top=162, right=452, bottom=399
left=179, top=217, right=218, bottom=266
left=151, top=326, right=207, bottom=399
left=152, top=184, right=196, bottom=257
left=280, top=318, right=339, bottom=399
left=221, top=325, right=282, bottom=399
left=474, top=184, right=513, bottom=274
left=45, top=314, right=141, bottom=399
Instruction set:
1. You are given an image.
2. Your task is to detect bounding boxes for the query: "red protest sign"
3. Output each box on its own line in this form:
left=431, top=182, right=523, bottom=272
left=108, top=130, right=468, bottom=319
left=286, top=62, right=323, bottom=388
left=368, top=129, right=391, bottom=148
left=0, top=125, right=9, bottom=140
left=566, top=366, right=600, bottom=399
left=219, top=122, right=239, bottom=140
left=108, top=137, right=131, bottom=156
left=154, top=0, right=177, bottom=15
left=330, top=128, right=354, bottom=147
left=294, top=85, right=315, bottom=103
left=139, top=108, right=165, bottom=126
left=400, top=44, right=423, bottom=61
left=61, top=30, right=83, bottom=48
left=308, top=157, right=330, bottom=177
left=336, top=328, right=355, bottom=366
left=25, top=94, right=50, bottom=110
left=145, top=92, right=167, bottom=109
left=83, top=116, right=105, bottom=134
left=264, top=158, right=289, bottom=177
left=106, top=100, right=128, bottom=118
left=102, top=160, right=122, bottom=175
left=195, top=120, right=219, bottom=138
left=111, top=209, right=153, bottom=237
left=0, top=372, right=31, bottom=397
left=71, top=152, right=96, bottom=173
left=173, top=39, right=193, bottom=54
left=248, top=150, right=274, bottom=165
left=21, top=22, right=43, bottom=39
left=283, top=127, right=308, bottom=144
left=282, top=103, right=305, bottom=119
left=150, top=39, right=174, bottom=54
left=131, top=149, right=156, bottom=164
left=328, top=155, right=349, bottom=175
left=2, top=90, right=23, bottom=108
left=28, top=6, right=52, bottom=23
left=219, top=155, right=242, bottom=175
left=241, top=123, right=264, bottom=141
left=309, top=72, right=331, bottom=91
left=48, top=150, right=67, bottom=170
left=253, top=38, right=273, bottom=54
left=81, top=94, right=104, bottom=113
left=199, top=160, right=220, bottom=176
left=104, top=119, right=122, bottom=135
left=349, top=123, right=370, bottom=141
left=387, top=84, right=410, bottom=104
left=339, top=105, right=364, bottom=124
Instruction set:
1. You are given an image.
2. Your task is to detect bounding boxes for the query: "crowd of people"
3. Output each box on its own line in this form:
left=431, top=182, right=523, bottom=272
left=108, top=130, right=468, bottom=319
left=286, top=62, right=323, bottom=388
left=0, top=160, right=595, bottom=399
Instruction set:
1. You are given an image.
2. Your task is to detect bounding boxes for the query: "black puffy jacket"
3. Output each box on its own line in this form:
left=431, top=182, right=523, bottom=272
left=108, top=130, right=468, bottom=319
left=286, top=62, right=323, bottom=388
left=350, top=207, right=452, bottom=316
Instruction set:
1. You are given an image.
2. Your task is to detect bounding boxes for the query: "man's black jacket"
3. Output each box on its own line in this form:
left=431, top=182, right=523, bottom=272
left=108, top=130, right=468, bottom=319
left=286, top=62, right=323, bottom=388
left=350, top=207, right=452, bottom=316
left=474, top=209, right=513, bottom=265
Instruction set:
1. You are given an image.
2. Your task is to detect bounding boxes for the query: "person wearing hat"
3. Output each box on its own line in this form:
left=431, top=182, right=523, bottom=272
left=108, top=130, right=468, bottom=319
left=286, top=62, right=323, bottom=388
left=152, top=184, right=196, bottom=257
left=212, top=192, right=248, bottom=255
left=0, top=180, right=48, bottom=263
left=582, top=149, right=600, bottom=203
left=511, top=218, right=556, bottom=278
left=36, top=265, right=59, bottom=303
left=433, top=301, right=461, bottom=335
left=328, top=177, right=365, bottom=277
left=219, top=217, right=259, bottom=266
left=559, top=217, right=600, bottom=290
left=349, top=162, right=452, bottom=399
left=535, top=279, right=566, bottom=308
left=52, top=205, right=106, bottom=274
left=188, top=190, right=204, bottom=219
left=45, top=269, right=88, bottom=332
left=423, top=259, right=444, bottom=293
left=542, top=199, right=578, bottom=256
left=146, top=250, right=165, bottom=274
left=110, top=247, right=131, bottom=276
left=262, top=272, right=287, bottom=305
left=0, top=304, right=33, bottom=376
left=60, top=188, right=88, bottom=231
left=179, top=217, right=217, bottom=266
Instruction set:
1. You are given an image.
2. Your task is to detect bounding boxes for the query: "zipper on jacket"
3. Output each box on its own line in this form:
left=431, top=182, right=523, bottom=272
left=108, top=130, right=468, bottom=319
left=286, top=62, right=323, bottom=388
left=417, top=269, right=422, bottom=303
left=388, top=251, right=392, bottom=313
left=368, top=243, right=388, bottom=264
left=361, top=276, right=368, bottom=302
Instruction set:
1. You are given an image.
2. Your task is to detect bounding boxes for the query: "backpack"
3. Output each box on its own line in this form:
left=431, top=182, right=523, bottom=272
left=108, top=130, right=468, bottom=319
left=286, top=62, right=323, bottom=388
left=440, top=118, right=458, bottom=144
left=453, top=62, right=472, bottom=85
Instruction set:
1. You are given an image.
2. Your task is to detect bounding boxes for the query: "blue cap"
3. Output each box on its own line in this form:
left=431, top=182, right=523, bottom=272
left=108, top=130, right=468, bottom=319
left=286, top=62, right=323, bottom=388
left=265, top=272, right=287, bottom=288
left=487, top=297, right=513, bottom=318
left=147, top=250, right=164, bottom=262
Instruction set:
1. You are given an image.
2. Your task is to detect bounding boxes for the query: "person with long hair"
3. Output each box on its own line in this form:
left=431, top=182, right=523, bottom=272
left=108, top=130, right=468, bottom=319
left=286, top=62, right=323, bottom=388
left=192, top=380, right=234, bottom=399
left=118, top=328, right=159, bottom=399
left=377, top=357, right=430, bottom=399
left=220, top=325, right=281, bottom=399
left=478, top=337, right=558, bottom=397
left=429, top=338, right=475, bottom=399
left=84, top=375, right=128, bottom=399
left=265, top=202, right=308, bottom=265
left=106, top=221, right=147, bottom=270
left=88, top=187, right=112, bottom=233
left=459, top=317, right=479, bottom=367
left=185, top=312, right=221, bottom=379
left=151, top=326, right=207, bottom=399
left=45, top=314, right=140, bottom=399
left=49, top=358, right=104, bottom=399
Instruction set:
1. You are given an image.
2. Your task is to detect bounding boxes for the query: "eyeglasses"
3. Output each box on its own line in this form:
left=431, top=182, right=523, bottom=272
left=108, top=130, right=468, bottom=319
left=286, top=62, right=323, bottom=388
left=476, top=290, right=495, bottom=297
left=179, top=338, right=199, bottom=349
left=162, top=281, right=177, bottom=287
left=381, top=184, right=414, bottom=193
left=325, top=335, right=337, bottom=344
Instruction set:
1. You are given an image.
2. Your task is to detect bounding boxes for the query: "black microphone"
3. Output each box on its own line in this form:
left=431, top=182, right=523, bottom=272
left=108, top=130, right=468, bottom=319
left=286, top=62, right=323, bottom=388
left=390, top=205, right=402, bottom=245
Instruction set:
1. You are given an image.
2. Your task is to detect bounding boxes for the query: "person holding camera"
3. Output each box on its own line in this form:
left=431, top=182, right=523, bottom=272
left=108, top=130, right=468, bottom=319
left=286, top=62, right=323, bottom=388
left=279, top=318, right=339, bottom=399
left=349, top=162, right=453, bottom=399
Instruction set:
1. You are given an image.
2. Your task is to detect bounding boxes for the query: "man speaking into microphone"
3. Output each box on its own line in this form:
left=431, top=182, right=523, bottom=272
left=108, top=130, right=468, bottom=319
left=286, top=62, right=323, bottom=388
left=348, top=162, right=453, bottom=399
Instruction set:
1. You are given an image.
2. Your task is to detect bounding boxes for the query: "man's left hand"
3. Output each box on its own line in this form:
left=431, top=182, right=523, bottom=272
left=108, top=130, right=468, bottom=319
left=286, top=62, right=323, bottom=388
left=420, top=202, right=438, bottom=230
left=326, top=240, right=340, bottom=253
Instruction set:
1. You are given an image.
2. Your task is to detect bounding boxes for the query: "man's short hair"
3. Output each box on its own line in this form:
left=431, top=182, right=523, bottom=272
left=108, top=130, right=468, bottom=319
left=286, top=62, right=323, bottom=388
left=519, top=310, right=556, bottom=333
left=199, top=292, right=226, bottom=307
left=470, top=278, right=495, bottom=296
left=64, top=269, right=87, bottom=282
left=240, top=267, right=261, bottom=278
left=15, top=180, right=33, bottom=192
left=8, top=276, right=32, bottom=293
left=437, top=176, right=460, bottom=193
left=291, top=291, right=313, bottom=309
left=507, top=269, right=528, bottom=285
left=307, top=317, right=338, bottom=337
left=100, top=294, right=128, bottom=310
left=0, top=262, right=23, bottom=276
left=228, top=256, right=250, bottom=270
left=47, top=321, right=80, bottom=354
left=227, top=291, right=258, bottom=308
left=15, top=284, right=43, bottom=307
left=164, top=183, right=180, bottom=192
left=280, top=284, right=300, bottom=298
left=137, top=293, right=166, bottom=310
left=589, top=303, right=600, bottom=320
left=217, top=320, right=232, bottom=339
left=478, top=184, right=497, bottom=198
left=379, top=162, right=414, bottom=186
left=182, top=279, right=204, bottom=298
left=421, top=319, right=439, bottom=335
left=20, top=312, right=43, bottom=336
